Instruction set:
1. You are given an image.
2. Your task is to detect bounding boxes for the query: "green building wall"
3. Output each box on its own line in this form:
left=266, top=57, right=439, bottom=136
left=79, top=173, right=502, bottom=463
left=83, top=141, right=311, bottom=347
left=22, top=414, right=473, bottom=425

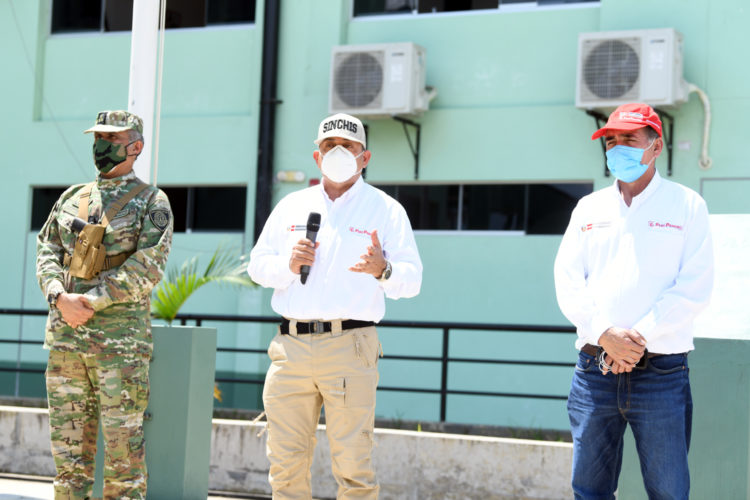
left=1, top=0, right=747, bottom=430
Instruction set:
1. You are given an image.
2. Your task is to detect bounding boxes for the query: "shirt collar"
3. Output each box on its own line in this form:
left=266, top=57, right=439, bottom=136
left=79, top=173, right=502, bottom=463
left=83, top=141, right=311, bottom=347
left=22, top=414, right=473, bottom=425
left=96, top=170, right=137, bottom=188
left=319, top=175, right=365, bottom=205
left=629, top=169, right=662, bottom=207
left=610, top=169, right=663, bottom=207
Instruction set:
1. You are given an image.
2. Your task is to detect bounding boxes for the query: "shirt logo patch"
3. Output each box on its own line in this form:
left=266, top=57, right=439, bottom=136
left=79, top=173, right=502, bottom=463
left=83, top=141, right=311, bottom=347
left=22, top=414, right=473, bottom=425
left=114, top=208, right=131, bottom=219
left=581, top=221, right=612, bottom=232
left=149, top=209, right=170, bottom=232
left=287, top=224, right=307, bottom=232
left=349, top=226, right=372, bottom=236
left=648, top=221, right=683, bottom=231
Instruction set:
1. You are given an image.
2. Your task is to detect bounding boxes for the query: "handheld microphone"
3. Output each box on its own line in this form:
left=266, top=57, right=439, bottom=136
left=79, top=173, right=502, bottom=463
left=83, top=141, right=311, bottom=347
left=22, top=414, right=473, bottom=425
left=300, top=212, right=321, bottom=284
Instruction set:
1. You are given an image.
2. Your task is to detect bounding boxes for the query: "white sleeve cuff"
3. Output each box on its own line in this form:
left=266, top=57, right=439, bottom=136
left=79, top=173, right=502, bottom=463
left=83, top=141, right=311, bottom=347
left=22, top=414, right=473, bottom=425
left=588, top=315, right=612, bottom=345
left=633, top=310, right=658, bottom=341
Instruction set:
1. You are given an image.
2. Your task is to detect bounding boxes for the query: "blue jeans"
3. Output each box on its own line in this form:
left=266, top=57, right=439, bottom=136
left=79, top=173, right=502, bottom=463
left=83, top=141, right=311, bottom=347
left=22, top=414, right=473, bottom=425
left=567, top=351, right=692, bottom=500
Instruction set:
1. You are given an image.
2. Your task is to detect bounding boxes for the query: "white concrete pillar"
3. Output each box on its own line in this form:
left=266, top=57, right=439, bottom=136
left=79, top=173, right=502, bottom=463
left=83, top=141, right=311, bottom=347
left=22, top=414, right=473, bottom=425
left=127, top=0, right=160, bottom=184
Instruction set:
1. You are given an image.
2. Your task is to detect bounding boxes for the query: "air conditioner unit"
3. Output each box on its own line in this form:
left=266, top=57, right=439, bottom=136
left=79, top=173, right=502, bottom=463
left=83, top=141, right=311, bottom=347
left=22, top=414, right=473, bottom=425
left=329, top=42, right=431, bottom=117
left=576, top=28, right=688, bottom=110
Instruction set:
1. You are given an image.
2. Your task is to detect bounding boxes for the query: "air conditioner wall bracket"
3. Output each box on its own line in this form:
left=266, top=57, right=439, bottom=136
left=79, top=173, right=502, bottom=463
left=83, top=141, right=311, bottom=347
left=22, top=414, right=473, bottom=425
left=654, top=108, right=674, bottom=177
left=585, top=109, right=610, bottom=177
left=392, top=116, right=421, bottom=180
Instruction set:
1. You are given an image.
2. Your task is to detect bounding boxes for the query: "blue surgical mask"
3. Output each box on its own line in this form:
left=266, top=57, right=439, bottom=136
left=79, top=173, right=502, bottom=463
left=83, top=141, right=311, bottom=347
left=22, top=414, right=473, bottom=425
left=605, top=139, right=655, bottom=183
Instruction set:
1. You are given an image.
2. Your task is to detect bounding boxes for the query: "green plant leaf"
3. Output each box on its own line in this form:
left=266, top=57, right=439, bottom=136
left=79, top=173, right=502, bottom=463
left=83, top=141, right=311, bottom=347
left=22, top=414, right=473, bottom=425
left=151, top=245, right=257, bottom=323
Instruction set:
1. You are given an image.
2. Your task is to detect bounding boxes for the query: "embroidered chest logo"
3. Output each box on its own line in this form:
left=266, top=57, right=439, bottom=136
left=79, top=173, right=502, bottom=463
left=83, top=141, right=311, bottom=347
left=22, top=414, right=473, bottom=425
left=349, top=227, right=372, bottom=236
left=114, top=208, right=131, bottom=219
left=648, top=221, right=683, bottom=231
left=581, top=221, right=612, bottom=232
left=287, top=224, right=307, bottom=232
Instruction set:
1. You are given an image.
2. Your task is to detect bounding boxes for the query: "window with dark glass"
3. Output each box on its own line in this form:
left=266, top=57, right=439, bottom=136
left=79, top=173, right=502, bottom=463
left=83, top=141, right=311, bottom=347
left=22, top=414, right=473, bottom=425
left=526, top=183, right=590, bottom=235
left=192, top=187, right=247, bottom=231
left=462, top=184, right=525, bottom=231
left=103, top=0, right=135, bottom=31
left=352, top=0, right=598, bottom=16
left=353, top=0, right=416, bottom=16
left=31, top=186, right=246, bottom=233
left=30, top=187, right=68, bottom=231
left=374, top=182, right=592, bottom=234
left=418, top=0, right=500, bottom=14
left=161, top=186, right=189, bottom=233
left=51, top=0, right=254, bottom=34
left=161, top=186, right=247, bottom=232
left=381, top=185, right=459, bottom=230
left=51, top=0, right=101, bottom=33
left=207, top=0, right=256, bottom=24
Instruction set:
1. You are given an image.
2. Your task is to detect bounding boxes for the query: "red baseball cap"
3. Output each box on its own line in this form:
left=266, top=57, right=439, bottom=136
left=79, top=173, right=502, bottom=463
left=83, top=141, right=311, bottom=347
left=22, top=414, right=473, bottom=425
left=591, top=103, right=663, bottom=140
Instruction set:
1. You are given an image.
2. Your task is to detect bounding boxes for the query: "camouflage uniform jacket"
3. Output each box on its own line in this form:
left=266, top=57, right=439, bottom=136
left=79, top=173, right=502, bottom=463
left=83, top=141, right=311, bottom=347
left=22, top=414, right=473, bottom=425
left=36, top=171, right=173, bottom=357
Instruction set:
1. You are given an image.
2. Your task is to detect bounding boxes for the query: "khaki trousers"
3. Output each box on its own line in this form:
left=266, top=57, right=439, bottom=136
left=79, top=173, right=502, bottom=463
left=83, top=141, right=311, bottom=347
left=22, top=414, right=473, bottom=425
left=263, top=324, right=380, bottom=500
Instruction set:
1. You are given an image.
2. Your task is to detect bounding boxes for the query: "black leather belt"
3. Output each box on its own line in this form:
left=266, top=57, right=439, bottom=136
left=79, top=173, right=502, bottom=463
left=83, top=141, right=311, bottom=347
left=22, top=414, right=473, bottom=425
left=280, top=319, right=375, bottom=335
left=581, top=343, right=675, bottom=369
left=580, top=344, right=602, bottom=357
left=581, top=343, right=666, bottom=359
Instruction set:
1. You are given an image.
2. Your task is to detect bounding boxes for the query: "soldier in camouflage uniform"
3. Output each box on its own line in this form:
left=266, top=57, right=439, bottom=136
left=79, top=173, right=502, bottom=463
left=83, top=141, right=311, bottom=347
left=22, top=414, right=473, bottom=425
left=36, top=110, right=173, bottom=500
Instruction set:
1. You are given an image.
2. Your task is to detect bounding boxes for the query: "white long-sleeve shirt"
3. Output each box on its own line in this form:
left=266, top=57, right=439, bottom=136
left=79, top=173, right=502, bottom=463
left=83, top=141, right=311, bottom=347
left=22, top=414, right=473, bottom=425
left=554, top=171, right=714, bottom=354
left=248, top=177, right=422, bottom=322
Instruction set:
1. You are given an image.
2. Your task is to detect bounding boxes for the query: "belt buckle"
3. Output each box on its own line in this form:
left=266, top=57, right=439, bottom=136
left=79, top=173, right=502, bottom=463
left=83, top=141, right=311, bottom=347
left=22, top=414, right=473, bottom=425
left=309, top=320, right=324, bottom=334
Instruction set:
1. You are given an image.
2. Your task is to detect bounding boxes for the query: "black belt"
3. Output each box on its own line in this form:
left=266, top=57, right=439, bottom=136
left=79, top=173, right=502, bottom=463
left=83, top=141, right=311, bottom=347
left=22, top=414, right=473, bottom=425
left=580, top=344, right=603, bottom=358
left=581, top=343, right=667, bottom=359
left=581, top=343, right=672, bottom=369
left=280, top=319, right=375, bottom=335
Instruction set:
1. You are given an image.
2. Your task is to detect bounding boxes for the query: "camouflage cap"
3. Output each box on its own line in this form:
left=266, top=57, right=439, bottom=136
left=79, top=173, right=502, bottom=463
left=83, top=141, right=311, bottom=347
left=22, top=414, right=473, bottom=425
left=84, top=110, right=144, bottom=134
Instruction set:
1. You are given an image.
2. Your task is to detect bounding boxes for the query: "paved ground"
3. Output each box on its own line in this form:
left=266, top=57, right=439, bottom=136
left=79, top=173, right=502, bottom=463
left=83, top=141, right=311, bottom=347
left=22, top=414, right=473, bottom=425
left=0, top=474, right=272, bottom=500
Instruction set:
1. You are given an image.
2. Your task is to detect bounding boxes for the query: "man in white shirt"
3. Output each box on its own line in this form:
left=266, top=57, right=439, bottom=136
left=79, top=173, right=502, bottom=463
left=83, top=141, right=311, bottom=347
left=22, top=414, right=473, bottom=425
left=248, top=113, right=422, bottom=499
left=554, top=103, right=713, bottom=500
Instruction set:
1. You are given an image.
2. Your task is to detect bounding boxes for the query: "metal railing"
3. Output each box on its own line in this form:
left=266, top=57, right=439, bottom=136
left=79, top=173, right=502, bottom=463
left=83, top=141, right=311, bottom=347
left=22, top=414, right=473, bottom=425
left=0, top=308, right=576, bottom=422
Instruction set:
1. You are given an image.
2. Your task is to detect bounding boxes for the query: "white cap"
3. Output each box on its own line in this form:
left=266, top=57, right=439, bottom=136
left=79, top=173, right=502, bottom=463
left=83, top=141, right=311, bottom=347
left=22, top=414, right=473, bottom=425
left=314, top=113, right=366, bottom=149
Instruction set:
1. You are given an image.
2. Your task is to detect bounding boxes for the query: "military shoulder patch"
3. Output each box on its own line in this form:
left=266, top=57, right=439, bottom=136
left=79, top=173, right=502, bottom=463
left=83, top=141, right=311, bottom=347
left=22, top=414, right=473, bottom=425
left=149, top=209, right=170, bottom=232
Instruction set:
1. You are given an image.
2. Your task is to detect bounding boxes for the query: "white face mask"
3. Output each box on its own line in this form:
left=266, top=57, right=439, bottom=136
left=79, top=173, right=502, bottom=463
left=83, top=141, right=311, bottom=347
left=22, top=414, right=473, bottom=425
left=320, top=145, right=364, bottom=183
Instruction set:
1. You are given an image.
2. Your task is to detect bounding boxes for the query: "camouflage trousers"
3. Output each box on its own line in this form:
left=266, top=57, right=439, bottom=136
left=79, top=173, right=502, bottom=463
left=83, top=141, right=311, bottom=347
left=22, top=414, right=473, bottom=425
left=45, top=350, right=150, bottom=500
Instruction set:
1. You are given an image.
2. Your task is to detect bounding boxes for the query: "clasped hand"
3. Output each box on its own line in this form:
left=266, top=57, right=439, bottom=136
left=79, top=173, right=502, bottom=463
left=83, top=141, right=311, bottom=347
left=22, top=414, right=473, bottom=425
left=57, top=293, right=94, bottom=329
left=598, top=327, right=646, bottom=375
left=288, top=230, right=387, bottom=279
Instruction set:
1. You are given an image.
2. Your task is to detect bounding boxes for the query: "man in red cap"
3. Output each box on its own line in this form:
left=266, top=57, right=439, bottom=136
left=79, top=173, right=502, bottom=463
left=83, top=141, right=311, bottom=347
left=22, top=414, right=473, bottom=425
left=554, top=103, right=714, bottom=499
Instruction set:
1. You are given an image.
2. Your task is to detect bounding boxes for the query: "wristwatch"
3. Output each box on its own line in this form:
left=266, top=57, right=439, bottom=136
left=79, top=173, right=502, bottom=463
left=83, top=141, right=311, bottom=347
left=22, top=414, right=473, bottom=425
left=47, top=291, right=62, bottom=309
left=378, top=260, right=392, bottom=282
